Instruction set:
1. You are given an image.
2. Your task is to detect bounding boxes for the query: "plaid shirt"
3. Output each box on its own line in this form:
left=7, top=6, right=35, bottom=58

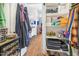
left=71, top=8, right=78, bottom=46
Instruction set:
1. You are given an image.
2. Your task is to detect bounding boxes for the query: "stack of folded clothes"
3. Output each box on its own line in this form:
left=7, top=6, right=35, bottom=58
left=47, top=38, right=61, bottom=50
left=47, top=38, right=68, bottom=51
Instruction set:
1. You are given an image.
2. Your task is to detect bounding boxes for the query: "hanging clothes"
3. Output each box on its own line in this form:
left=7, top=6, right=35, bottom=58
left=15, top=4, right=31, bottom=48
left=24, top=7, right=31, bottom=46
left=0, top=4, right=6, bottom=28
left=24, top=7, right=31, bottom=31
left=71, top=8, right=78, bottom=46
left=16, top=4, right=23, bottom=48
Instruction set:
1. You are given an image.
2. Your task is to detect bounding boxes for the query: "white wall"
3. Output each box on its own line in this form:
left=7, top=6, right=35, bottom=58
left=4, top=3, right=17, bottom=33
left=27, top=3, right=42, bottom=37
left=58, top=3, right=71, bottom=14
left=42, top=4, right=46, bottom=50
left=27, top=3, right=42, bottom=20
left=10, top=4, right=17, bottom=33
left=4, top=3, right=11, bottom=33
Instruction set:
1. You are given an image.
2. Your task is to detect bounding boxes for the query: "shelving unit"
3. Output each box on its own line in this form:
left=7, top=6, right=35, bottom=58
left=42, top=3, right=70, bottom=56
left=46, top=36, right=67, bottom=41
left=0, top=37, right=20, bottom=56
left=46, top=13, right=68, bottom=17
left=46, top=48, right=68, bottom=53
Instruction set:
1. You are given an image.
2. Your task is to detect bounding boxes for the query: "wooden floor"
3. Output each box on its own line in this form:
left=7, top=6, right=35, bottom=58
left=24, top=34, right=48, bottom=56
left=24, top=34, right=69, bottom=56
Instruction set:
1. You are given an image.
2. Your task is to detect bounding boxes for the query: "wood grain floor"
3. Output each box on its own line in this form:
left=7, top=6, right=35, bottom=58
left=24, top=34, right=69, bottom=56
left=24, top=34, right=48, bottom=56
